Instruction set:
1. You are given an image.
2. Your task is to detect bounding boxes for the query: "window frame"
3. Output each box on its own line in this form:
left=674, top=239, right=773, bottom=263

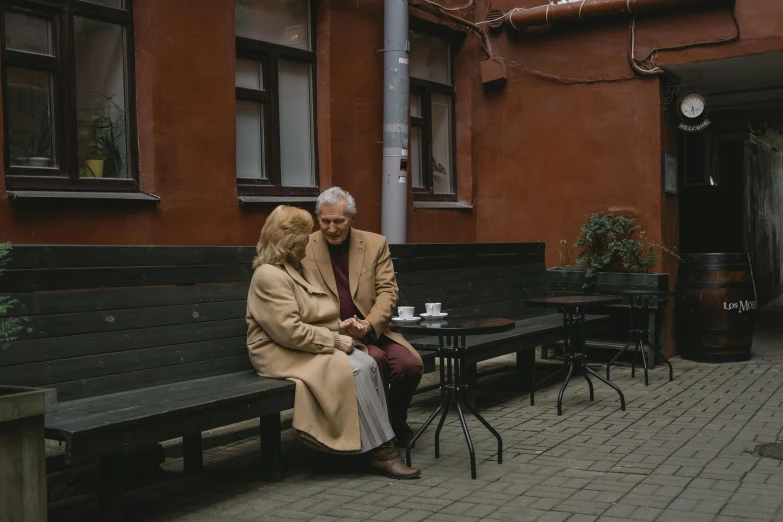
left=409, top=21, right=458, bottom=202
left=234, top=5, right=319, bottom=198
left=1, top=0, right=140, bottom=192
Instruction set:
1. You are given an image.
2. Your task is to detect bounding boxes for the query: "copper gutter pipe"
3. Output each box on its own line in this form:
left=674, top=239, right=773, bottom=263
left=505, top=0, right=721, bottom=29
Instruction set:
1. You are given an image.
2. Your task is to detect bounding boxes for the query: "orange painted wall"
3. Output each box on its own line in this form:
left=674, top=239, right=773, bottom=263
left=1, top=0, right=782, bottom=254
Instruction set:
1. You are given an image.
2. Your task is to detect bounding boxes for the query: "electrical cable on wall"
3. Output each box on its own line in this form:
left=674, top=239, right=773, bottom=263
left=408, top=0, right=495, bottom=59
left=407, top=0, right=741, bottom=85
left=634, top=4, right=741, bottom=71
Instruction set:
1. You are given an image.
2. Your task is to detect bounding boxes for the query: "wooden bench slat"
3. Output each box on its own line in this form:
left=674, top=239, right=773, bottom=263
left=1, top=319, right=246, bottom=367
left=2, top=284, right=249, bottom=317
left=46, top=372, right=292, bottom=434
left=389, top=242, right=544, bottom=259
left=392, top=252, right=544, bottom=273
left=2, top=265, right=253, bottom=292
left=0, top=336, right=247, bottom=388
left=14, top=300, right=247, bottom=340
left=53, top=355, right=253, bottom=402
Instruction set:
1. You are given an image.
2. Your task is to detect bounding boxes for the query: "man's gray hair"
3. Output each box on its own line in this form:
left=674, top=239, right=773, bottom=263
left=316, top=187, right=357, bottom=217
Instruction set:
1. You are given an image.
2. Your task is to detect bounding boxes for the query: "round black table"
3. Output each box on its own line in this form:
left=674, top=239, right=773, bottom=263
left=599, top=289, right=675, bottom=386
left=390, top=316, right=514, bottom=479
left=527, top=296, right=626, bottom=416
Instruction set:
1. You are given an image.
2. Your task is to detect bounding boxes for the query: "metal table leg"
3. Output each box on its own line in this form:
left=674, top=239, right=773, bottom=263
left=406, top=335, right=502, bottom=479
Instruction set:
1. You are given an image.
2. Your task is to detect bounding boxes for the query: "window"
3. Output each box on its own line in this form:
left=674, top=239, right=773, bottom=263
left=235, top=0, right=317, bottom=196
left=410, top=30, right=456, bottom=201
left=2, top=0, right=138, bottom=191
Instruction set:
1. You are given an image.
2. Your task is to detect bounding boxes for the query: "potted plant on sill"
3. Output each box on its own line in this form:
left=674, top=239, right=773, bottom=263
left=0, top=243, right=48, bottom=522
left=78, top=93, right=126, bottom=179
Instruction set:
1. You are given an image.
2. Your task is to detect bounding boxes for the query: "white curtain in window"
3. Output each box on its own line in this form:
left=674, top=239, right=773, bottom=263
left=278, top=59, right=315, bottom=187
left=236, top=101, right=266, bottom=179
left=431, top=93, right=453, bottom=194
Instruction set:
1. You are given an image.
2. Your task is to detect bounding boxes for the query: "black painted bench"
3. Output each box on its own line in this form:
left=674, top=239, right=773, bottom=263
left=389, top=243, right=612, bottom=403
left=0, top=246, right=294, bottom=522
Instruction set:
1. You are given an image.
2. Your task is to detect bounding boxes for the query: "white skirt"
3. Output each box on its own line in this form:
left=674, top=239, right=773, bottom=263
left=300, top=349, right=396, bottom=454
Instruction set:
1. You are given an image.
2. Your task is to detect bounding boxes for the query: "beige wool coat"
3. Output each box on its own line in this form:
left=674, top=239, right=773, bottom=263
left=246, top=262, right=364, bottom=452
left=302, top=228, right=422, bottom=365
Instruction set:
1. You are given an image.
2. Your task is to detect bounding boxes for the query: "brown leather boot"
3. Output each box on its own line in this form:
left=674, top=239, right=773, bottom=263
left=369, top=441, right=421, bottom=479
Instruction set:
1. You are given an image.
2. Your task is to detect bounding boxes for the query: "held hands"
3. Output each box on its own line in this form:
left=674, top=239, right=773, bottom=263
left=339, top=316, right=373, bottom=339
left=337, top=334, right=355, bottom=354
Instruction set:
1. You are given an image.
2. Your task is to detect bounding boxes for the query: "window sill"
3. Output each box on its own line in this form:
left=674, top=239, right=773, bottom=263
left=413, top=201, right=473, bottom=210
left=7, top=190, right=160, bottom=204
left=238, top=196, right=319, bottom=207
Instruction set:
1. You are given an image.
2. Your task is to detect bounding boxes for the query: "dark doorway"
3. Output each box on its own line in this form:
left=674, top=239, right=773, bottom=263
left=679, top=129, right=745, bottom=254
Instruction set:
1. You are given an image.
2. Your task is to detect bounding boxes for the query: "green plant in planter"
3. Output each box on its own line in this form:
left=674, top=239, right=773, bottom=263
left=574, top=212, right=677, bottom=288
left=78, top=93, right=126, bottom=178
left=0, top=243, right=22, bottom=351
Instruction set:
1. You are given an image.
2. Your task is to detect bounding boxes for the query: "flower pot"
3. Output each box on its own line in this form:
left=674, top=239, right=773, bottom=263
left=16, top=156, right=52, bottom=168
left=547, top=267, right=589, bottom=294
left=0, top=385, right=48, bottom=522
left=84, top=158, right=105, bottom=178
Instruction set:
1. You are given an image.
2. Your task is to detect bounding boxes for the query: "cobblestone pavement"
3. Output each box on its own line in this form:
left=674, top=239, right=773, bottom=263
left=51, top=308, right=783, bottom=522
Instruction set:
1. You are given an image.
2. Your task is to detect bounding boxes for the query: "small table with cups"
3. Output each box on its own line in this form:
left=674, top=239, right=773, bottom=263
left=390, top=310, right=515, bottom=479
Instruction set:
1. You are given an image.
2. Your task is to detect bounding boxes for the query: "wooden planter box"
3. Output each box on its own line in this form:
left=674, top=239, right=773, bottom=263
left=547, top=269, right=670, bottom=364
left=0, top=385, right=48, bottom=522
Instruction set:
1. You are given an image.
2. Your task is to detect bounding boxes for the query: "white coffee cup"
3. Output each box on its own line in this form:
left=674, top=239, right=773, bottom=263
left=398, top=306, right=415, bottom=319
left=425, top=302, right=442, bottom=315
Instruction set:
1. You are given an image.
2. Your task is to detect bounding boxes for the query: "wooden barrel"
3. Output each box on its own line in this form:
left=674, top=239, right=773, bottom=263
left=676, top=253, right=757, bottom=362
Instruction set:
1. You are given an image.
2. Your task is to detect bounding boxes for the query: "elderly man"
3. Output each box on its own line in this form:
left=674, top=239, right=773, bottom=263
left=303, top=187, right=423, bottom=446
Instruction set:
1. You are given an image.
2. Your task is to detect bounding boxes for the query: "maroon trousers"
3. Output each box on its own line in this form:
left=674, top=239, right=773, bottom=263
left=365, top=336, right=423, bottom=430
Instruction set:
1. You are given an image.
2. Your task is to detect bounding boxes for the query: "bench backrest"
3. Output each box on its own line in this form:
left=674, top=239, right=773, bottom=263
left=390, top=243, right=554, bottom=322
left=0, top=246, right=256, bottom=403
left=0, top=242, right=555, bottom=402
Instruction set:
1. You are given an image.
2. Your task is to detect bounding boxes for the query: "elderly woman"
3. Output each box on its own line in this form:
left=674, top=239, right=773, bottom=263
left=246, top=205, right=420, bottom=479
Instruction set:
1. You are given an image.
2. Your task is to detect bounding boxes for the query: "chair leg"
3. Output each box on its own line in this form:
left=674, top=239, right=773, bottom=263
left=98, top=454, right=124, bottom=522
left=183, top=433, right=203, bottom=473
left=260, top=413, right=284, bottom=482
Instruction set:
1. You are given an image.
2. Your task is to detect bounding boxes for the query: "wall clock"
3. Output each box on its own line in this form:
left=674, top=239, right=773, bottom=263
left=677, top=92, right=711, bottom=132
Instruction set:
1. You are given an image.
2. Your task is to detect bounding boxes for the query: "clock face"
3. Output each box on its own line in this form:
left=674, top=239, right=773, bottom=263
left=680, top=94, right=706, bottom=119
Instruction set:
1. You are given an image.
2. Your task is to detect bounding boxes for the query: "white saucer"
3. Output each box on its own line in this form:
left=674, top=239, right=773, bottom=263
left=391, top=316, right=421, bottom=322
left=420, top=312, right=448, bottom=318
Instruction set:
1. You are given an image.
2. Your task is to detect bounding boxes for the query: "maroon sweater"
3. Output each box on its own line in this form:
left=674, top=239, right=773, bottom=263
left=327, top=231, right=375, bottom=343
left=327, top=230, right=362, bottom=322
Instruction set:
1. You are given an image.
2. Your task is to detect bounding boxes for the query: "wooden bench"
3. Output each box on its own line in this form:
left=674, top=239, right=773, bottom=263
left=389, top=243, right=612, bottom=403
left=0, top=246, right=294, bottom=522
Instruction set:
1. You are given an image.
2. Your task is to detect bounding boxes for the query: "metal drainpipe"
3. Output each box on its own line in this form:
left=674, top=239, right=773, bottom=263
left=381, top=0, right=409, bottom=244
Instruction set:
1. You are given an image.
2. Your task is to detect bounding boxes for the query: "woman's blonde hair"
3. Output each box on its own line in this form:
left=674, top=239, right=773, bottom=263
left=253, top=205, right=314, bottom=268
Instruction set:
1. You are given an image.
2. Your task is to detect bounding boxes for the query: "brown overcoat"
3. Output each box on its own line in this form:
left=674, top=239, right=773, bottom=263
left=302, top=228, right=422, bottom=365
left=246, top=262, right=363, bottom=452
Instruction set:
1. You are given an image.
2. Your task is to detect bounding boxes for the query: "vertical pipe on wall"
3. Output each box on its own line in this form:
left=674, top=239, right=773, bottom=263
left=381, top=0, right=409, bottom=243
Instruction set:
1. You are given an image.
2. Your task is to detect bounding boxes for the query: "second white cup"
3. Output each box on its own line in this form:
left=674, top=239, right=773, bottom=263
left=425, top=302, right=442, bottom=315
